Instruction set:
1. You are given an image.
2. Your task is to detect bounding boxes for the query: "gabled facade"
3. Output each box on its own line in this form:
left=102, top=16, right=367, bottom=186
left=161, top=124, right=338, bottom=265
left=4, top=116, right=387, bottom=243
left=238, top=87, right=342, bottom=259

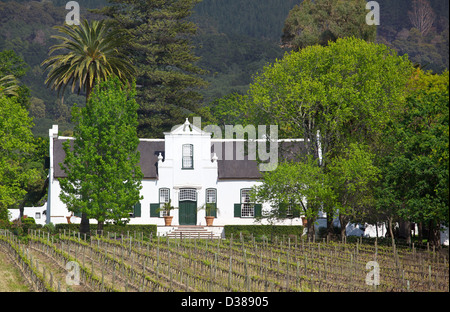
left=46, top=120, right=305, bottom=235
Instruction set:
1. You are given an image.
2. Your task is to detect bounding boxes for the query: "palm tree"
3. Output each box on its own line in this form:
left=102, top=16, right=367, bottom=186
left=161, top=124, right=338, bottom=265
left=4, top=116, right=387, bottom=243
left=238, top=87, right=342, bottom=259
left=42, top=19, right=135, bottom=101
left=42, top=19, right=135, bottom=235
left=0, top=74, right=19, bottom=97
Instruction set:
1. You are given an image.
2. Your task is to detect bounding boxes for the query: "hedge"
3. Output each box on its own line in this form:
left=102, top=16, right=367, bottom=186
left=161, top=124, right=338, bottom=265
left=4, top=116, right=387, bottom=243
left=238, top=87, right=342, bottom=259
left=224, top=225, right=304, bottom=240
left=55, top=223, right=157, bottom=238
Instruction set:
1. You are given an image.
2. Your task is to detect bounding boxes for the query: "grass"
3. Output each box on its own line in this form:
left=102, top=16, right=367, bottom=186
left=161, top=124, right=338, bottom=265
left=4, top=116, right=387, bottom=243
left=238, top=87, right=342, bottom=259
left=0, top=248, right=30, bottom=292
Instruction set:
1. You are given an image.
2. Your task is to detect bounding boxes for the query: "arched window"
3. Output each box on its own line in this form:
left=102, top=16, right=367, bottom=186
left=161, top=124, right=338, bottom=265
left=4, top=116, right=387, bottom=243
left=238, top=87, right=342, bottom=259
left=179, top=188, right=197, bottom=201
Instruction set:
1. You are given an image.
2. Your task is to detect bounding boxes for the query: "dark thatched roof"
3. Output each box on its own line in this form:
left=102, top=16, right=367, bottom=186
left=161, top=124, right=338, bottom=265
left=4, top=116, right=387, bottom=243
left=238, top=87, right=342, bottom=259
left=53, top=138, right=307, bottom=180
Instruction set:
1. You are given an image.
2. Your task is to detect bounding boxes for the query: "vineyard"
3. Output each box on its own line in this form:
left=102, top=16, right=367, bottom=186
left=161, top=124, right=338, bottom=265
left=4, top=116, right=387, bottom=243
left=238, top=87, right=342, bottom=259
left=0, top=229, right=448, bottom=292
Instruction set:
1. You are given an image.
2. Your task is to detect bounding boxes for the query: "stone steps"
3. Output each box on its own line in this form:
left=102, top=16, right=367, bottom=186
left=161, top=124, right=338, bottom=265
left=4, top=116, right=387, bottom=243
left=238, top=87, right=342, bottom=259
left=166, top=226, right=222, bottom=239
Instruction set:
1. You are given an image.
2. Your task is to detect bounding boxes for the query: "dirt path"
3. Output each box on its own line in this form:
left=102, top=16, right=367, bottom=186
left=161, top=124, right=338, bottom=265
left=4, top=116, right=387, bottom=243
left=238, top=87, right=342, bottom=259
left=0, top=246, right=30, bottom=292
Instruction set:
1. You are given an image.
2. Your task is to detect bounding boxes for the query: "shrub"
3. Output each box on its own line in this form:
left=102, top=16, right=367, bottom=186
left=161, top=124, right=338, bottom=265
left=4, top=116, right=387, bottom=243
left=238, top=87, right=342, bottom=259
left=21, top=216, right=37, bottom=234
left=224, top=225, right=303, bottom=241
left=55, top=223, right=157, bottom=239
left=0, top=219, right=11, bottom=229
left=43, top=222, right=56, bottom=234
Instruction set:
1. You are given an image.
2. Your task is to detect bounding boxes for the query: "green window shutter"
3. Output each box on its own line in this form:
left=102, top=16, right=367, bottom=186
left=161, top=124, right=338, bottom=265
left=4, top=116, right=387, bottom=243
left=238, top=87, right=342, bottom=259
left=150, top=203, right=160, bottom=217
left=279, top=203, right=287, bottom=218
left=134, top=202, right=141, bottom=218
left=254, top=204, right=262, bottom=217
left=292, top=204, right=301, bottom=218
left=234, top=203, right=241, bottom=217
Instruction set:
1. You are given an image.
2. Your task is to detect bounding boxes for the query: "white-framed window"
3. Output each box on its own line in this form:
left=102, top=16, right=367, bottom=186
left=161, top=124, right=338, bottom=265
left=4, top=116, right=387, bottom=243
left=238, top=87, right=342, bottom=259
left=240, top=188, right=254, bottom=217
left=182, top=144, right=193, bottom=169
left=286, top=204, right=293, bottom=217
left=179, top=188, right=197, bottom=201
left=205, top=188, right=217, bottom=217
left=206, top=189, right=216, bottom=204
left=241, top=203, right=255, bottom=217
left=241, top=188, right=251, bottom=203
left=35, top=212, right=41, bottom=219
left=159, top=188, right=170, bottom=217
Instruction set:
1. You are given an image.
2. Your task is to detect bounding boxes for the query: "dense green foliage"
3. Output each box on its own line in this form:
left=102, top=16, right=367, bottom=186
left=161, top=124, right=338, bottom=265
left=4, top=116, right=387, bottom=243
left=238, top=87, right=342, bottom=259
left=54, top=223, right=157, bottom=237
left=0, top=1, right=448, bottom=247
left=327, top=144, right=379, bottom=238
left=375, top=70, right=449, bottom=246
left=251, top=157, right=332, bottom=239
left=282, top=0, right=376, bottom=50
left=59, top=78, right=143, bottom=233
left=0, top=94, right=39, bottom=219
left=239, top=38, right=413, bottom=159
left=97, top=0, right=207, bottom=138
left=224, top=225, right=304, bottom=240
left=0, top=0, right=448, bottom=137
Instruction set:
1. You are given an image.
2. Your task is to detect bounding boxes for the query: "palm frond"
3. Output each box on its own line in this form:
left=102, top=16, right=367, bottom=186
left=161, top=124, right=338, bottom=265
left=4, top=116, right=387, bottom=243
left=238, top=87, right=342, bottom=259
left=0, top=74, right=20, bottom=97
left=42, top=19, right=136, bottom=99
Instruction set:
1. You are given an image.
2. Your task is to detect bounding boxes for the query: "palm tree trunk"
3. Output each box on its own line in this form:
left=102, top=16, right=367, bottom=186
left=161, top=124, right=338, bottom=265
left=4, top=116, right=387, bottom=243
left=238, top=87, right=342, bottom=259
left=78, top=83, right=93, bottom=236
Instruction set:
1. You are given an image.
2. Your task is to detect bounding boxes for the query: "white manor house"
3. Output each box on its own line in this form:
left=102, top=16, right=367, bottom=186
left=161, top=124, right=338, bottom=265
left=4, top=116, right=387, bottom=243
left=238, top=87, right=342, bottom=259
left=43, top=119, right=306, bottom=237
left=10, top=119, right=448, bottom=244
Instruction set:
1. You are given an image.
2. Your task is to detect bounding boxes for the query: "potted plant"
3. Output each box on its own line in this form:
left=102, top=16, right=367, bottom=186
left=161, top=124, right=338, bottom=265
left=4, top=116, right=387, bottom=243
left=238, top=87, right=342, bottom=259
left=199, top=203, right=219, bottom=226
left=157, top=200, right=177, bottom=226
left=301, top=216, right=308, bottom=227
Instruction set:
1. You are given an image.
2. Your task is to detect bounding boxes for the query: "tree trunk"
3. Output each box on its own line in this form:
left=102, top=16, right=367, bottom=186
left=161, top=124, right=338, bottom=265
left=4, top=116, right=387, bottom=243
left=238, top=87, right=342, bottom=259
left=326, top=213, right=333, bottom=242
left=339, top=214, right=346, bottom=242
left=307, top=218, right=315, bottom=241
left=97, top=221, right=104, bottom=236
left=399, top=220, right=411, bottom=244
left=418, top=221, right=423, bottom=245
left=388, top=216, right=395, bottom=248
left=80, top=212, right=90, bottom=236
left=428, top=220, right=441, bottom=249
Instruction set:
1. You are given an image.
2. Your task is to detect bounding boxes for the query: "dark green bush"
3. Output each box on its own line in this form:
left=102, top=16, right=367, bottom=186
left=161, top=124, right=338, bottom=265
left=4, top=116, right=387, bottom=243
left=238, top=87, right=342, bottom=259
left=55, top=223, right=157, bottom=239
left=224, top=225, right=303, bottom=241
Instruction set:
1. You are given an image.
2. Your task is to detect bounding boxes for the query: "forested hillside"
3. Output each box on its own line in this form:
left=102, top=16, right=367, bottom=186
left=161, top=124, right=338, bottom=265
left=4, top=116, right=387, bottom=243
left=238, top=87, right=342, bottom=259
left=0, top=0, right=448, bottom=137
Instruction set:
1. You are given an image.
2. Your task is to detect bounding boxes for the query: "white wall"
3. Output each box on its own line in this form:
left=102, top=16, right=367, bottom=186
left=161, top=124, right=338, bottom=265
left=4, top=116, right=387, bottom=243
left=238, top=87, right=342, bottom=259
left=8, top=204, right=47, bottom=225
left=45, top=122, right=302, bottom=228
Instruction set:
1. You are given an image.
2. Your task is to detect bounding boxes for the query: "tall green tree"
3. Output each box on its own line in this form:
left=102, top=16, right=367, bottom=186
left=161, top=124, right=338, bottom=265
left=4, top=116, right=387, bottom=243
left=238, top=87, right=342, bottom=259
left=0, top=94, right=39, bottom=221
left=42, top=19, right=135, bottom=233
left=282, top=0, right=376, bottom=50
left=376, top=70, right=449, bottom=247
left=59, top=78, right=143, bottom=234
left=97, top=0, right=207, bottom=138
left=41, top=19, right=135, bottom=101
left=242, top=38, right=413, bottom=166
left=251, top=157, right=334, bottom=240
left=327, top=143, right=380, bottom=239
left=228, top=38, right=412, bottom=236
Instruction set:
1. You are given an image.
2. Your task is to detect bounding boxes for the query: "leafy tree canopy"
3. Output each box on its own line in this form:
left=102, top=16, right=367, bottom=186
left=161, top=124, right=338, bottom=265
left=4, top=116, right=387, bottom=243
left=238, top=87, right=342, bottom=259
left=0, top=94, right=39, bottom=220
left=282, top=0, right=377, bottom=50
left=59, top=78, right=143, bottom=232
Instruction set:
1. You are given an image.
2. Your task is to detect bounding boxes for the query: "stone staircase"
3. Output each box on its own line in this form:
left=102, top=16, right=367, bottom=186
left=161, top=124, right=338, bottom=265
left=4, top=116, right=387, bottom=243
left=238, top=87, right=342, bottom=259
left=166, top=226, right=223, bottom=239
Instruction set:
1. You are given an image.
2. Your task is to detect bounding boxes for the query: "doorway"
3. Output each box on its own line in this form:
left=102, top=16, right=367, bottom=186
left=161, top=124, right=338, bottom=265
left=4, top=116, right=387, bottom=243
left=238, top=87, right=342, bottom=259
left=178, top=189, right=197, bottom=225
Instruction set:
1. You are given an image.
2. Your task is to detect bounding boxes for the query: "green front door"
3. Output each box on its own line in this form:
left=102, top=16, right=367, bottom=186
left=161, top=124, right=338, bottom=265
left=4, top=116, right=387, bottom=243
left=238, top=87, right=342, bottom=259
left=179, top=200, right=197, bottom=225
